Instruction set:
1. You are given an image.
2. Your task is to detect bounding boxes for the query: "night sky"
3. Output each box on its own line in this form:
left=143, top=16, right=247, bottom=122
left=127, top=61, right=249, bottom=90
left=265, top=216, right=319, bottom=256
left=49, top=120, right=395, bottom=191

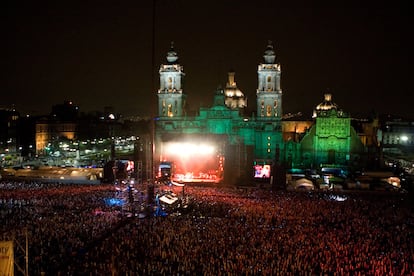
left=3, top=1, right=412, bottom=119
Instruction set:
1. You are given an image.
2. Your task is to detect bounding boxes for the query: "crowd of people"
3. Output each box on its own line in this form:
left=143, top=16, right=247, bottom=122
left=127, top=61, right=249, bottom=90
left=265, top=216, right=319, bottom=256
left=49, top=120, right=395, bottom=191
left=0, top=180, right=125, bottom=274
left=1, top=180, right=414, bottom=275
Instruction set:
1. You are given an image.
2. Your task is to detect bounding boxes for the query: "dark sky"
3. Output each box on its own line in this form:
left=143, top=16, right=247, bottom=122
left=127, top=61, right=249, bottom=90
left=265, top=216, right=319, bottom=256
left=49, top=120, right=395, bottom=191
left=3, top=1, right=412, bottom=119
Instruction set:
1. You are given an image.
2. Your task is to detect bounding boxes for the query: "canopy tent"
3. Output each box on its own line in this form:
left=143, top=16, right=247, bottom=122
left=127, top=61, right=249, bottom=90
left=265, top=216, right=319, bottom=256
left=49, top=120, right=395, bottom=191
left=294, top=178, right=315, bottom=190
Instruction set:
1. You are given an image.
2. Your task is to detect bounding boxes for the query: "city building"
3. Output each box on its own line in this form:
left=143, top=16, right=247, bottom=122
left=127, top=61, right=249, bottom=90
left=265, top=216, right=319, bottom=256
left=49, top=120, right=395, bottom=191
left=1, top=42, right=390, bottom=185
left=300, top=94, right=365, bottom=169
left=378, top=116, right=414, bottom=171
left=0, top=106, right=20, bottom=166
left=381, top=118, right=414, bottom=151
left=154, top=42, right=369, bottom=185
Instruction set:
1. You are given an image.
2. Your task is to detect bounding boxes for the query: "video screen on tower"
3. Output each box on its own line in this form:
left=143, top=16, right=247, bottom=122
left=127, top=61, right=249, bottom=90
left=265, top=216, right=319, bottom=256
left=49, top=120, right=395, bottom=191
left=254, top=164, right=271, bottom=179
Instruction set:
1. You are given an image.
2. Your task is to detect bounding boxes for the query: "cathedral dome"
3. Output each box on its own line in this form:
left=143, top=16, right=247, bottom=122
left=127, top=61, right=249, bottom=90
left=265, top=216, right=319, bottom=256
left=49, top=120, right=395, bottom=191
left=315, top=94, right=338, bottom=111
left=224, top=71, right=247, bottom=109
left=313, top=93, right=340, bottom=118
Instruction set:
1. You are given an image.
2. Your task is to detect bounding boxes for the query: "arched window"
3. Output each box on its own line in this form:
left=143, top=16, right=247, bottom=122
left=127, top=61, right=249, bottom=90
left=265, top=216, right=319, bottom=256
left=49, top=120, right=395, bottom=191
left=168, top=77, right=173, bottom=90
left=162, top=100, right=166, bottom=115
left=266, top=105, right=272, bottom=117
left=167, top=104, right=173, bottom=117
left=274, top=100, right=278, bottom=117
left=267, top=76, right=272, bottom=91
left=260, top=100, right=265, bottom=116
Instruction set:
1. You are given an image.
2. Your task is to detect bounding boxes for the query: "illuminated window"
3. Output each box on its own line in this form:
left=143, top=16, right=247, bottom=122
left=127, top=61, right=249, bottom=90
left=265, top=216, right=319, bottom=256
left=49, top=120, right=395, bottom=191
left=267, top=76, right=272, bottom=91
left=168, top=77, right=173, bottom=90
left=162, top=100, right=166, bottom=115
left=266, top=105, right=272, bottom=117
left=261, top=100, right=265, bottom=116
left=167, top=104, right=173, bottom=117
left=274, top=100, right=278, bottom=116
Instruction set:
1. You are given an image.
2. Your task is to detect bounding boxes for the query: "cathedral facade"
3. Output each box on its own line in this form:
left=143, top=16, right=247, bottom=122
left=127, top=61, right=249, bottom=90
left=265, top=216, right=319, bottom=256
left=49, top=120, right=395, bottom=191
left=154, top=42, right=366, bottom=185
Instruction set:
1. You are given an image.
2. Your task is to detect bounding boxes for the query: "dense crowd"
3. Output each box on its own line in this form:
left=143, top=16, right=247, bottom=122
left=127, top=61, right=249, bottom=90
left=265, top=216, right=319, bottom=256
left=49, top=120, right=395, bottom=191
left=0, top=180, right=124, bottom=274
left=1, top=180, right=414, bottom=275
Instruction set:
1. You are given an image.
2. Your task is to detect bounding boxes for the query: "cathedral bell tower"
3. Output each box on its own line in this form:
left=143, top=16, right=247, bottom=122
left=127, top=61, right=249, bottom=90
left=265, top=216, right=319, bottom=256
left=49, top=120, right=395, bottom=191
left=157, top=42, right=186, bottom=118
left=256, top=41, right=282, bottom=119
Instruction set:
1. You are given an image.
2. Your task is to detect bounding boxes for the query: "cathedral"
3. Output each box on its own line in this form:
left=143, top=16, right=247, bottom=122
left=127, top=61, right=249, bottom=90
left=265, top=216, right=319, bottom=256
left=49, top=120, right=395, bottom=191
left=154, top=42, right=367, bottom=185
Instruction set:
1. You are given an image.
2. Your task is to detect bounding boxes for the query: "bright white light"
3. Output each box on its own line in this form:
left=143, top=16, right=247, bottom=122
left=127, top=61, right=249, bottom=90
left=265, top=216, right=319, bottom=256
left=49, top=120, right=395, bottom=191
left=401, top=135, right=408, bottom=142
left=328, top=195, right=347, bottom=202
left=387, top=177, right=400, bottom=187
left=165, top=142, right=215, bottom=157
left=198, top=144, right=215, bottom=154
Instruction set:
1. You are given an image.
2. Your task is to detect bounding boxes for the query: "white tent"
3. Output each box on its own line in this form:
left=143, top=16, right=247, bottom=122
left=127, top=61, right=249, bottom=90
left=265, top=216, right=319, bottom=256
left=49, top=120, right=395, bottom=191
left=294, top=178, right=315, bottom=190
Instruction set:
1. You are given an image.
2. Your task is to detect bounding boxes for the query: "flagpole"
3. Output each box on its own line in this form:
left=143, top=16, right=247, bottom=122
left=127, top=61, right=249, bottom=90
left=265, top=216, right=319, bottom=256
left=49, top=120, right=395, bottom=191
left=25, top=228, right=28, bottom=276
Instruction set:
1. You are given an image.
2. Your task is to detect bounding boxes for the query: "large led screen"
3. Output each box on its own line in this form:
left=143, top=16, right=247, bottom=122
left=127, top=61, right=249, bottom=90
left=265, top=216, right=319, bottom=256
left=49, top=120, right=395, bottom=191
left=160, top=141, right=223, bottom=183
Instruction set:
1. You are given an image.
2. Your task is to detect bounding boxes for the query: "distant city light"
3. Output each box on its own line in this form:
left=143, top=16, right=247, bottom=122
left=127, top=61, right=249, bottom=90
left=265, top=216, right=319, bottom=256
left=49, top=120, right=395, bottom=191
left=387, top=177, right=400, bottom=187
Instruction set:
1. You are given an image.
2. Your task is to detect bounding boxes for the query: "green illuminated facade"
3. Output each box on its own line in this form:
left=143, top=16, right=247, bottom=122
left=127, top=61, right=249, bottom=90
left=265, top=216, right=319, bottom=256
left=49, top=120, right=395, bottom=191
left=300, top=97, right=365, bottom=169
left=155, top=42, right=366, bottom=183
